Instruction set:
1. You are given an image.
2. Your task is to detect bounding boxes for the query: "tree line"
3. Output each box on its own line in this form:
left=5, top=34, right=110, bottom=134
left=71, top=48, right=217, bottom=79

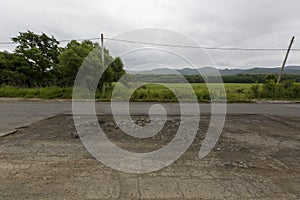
left=129, top=74, right=300, bottom=83
left=0, top=31, right=125, bottom=88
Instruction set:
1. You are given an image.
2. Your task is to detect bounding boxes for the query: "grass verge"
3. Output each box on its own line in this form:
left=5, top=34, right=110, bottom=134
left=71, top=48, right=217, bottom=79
left=1, top=83, right=299, bottom=102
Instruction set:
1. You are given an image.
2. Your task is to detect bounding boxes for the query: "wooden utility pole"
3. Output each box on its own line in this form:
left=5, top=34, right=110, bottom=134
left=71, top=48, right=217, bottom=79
left=101, top=33, right=105, bottom=66
left=101, top=33, right=105, bottom=96
left=277, top=36, right=295, bottom=84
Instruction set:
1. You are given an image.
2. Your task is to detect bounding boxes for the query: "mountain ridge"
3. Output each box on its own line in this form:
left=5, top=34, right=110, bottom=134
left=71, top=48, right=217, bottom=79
left=127, top=66, right=300, bottom=75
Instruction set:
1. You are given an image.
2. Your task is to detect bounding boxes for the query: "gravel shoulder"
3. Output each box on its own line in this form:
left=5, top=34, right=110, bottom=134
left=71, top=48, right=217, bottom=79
left=0, top=114, right=300, bottom=199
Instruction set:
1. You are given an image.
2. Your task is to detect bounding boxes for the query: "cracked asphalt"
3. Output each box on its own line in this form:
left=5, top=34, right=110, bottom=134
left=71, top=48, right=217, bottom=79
left=1, top=101, right=300, bottom=136
left=0, top=114, right=299, bottom=199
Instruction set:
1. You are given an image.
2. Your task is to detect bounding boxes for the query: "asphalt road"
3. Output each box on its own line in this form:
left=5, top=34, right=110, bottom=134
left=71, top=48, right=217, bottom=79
left=0, top=101, right=300, bottom=136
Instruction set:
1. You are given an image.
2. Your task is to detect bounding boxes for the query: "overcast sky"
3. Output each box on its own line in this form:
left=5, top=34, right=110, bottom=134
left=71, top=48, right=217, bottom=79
left=1, top=0, right=300, bottom=69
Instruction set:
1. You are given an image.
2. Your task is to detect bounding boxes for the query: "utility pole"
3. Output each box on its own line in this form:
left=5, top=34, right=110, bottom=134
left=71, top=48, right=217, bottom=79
left=277, top=36, right=295, bottom=84
left=101, top=33, right=105, bottom=96
left=101, top=33, right=104, bottom=66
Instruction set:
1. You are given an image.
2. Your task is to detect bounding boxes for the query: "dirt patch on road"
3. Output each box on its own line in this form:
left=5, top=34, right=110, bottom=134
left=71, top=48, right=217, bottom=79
left=0, top=114, right=300, bottom=199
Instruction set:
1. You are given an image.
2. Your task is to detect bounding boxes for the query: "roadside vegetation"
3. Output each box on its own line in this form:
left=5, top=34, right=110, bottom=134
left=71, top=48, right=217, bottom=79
left=249, top=75, right=300, bottom=100
left=0, top=86, right=73, bottom=99
left=1, top=31, right=300, bottom=102
left=0, top=31, right=125, bottom=89
left=1, top=81, right=300, bottom=102
left=131, top=74, right=300, bottom=83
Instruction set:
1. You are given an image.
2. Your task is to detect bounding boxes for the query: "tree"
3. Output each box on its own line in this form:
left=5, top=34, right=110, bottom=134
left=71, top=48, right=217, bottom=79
left=109, top=57, right=125, bottom=81
left=57, top=40, right=125, bottom=89
left=264, top=74, right=277, bottom=83
left=1, top=31, right=125, bottom=89
left=56, top=40, right=95, bottom=86
left=12, top=31, right=60, bottom=86
left=0, top=51, right=35, bottom=87
left=100, top=57, right=125, bottom=86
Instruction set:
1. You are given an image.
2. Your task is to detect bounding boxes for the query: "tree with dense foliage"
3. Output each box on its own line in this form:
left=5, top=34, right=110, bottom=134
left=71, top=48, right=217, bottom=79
left=0, top=30, right=126, bottom=89
left=101, top=57, right=125, bottom=86
left=57, top=40, right=125, bottom=89
left=56, top=40, right=95, bottom=86
left=264, top=74, right=278, bottom=83
left=0, top=51, right=35, bottom=87
left=11, top=31, right=61, bottom=86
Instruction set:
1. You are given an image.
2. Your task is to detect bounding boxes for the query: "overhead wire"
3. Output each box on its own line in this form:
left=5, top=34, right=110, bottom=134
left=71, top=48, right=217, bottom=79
left=1, top=36, right=300, bottom=52
left=104, top=37, right=300, bottom=52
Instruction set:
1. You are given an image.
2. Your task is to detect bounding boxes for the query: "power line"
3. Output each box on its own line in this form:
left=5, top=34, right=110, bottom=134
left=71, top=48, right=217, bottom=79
left=104, top=37, right=300, bottom=52
left=1, top=36, right=300, bottom=52
left=0, top=37, right=101, bottom=45
left=58, top=37, right=100, bottom=43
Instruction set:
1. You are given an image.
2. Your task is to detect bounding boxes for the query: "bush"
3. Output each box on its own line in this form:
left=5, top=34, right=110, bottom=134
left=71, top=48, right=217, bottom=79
left=249, top=84, right=260, bottom=98
left=251, top=81, right=300, bottom=100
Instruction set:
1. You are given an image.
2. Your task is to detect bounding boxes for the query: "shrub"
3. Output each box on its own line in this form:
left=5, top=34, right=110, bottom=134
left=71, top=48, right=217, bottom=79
left=249, top=84, right=260, bottom=98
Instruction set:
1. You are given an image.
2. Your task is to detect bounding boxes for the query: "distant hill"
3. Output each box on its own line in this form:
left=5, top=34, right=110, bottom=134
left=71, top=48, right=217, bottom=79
left=238, top=66, right=300, bottom=75
left=127, top=66, right=300, bottom=75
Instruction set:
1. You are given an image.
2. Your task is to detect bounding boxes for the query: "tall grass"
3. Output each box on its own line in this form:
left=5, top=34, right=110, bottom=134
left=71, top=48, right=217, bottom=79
left=249, top=82, right=300, bottom=100
left=0, top=86, right=73, bottom=99
left=1, top=82, right=299, bottom=102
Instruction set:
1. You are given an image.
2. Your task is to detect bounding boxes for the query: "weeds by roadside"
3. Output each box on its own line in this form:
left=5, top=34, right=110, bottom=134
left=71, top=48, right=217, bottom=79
left=1, top=82, right=300, bottom=102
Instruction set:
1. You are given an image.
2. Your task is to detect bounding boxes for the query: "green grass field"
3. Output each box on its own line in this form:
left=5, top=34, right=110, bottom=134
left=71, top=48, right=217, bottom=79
left=1, top=83, right=299, bottom=102
left=128, top=83, right=257, bottom=102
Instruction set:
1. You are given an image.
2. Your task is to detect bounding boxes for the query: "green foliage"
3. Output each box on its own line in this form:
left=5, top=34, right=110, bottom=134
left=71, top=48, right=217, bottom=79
left=106, top=57, right=125, bottom=83
left=57, top=40, right=96, bottom=86
left=1, top=83, right=300, bottom=102
left=248, top=81, right=300, bottom=100
left=12, top=31, right=61, bottom=86
left=1, top=30, right=300, bottom=102
left=0, top=86, right=72, bottom=99
left=264, top=74, right=278, bottom=83
left=249, top=84, right=260, bottom=98
left=0, top=30, right=126, bottom=91
left=0, top=51, right=37, bottom=87
left=99, top=57, right=125, bottom=89
left=129, top=74, right=300, bottom=84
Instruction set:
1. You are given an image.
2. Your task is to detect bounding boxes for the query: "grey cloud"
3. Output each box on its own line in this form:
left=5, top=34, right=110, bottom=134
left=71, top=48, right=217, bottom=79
left=1, top=0, right=299, bottom=68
